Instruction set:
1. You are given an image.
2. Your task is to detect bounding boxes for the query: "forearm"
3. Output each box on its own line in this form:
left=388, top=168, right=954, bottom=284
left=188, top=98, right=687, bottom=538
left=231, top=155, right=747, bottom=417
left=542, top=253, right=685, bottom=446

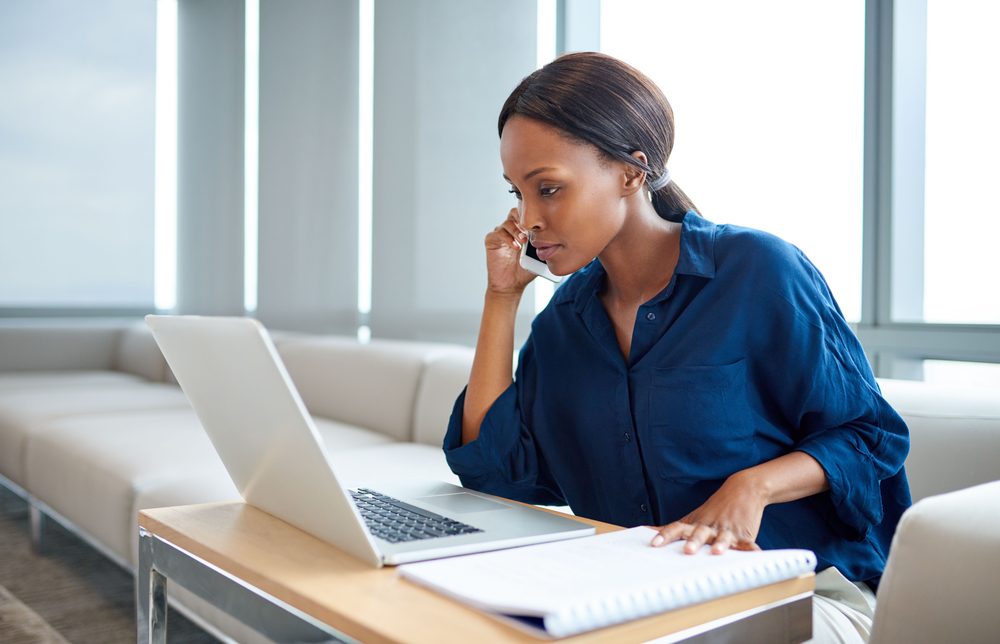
left=734, top=451, right=829, bottom=507
left=461, top=290, right=523, bottom=445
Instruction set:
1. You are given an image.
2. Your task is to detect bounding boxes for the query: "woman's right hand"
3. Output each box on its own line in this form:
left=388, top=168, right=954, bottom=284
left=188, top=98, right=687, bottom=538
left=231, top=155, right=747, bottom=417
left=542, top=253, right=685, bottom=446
left=484, top=207, right=536, bottom=296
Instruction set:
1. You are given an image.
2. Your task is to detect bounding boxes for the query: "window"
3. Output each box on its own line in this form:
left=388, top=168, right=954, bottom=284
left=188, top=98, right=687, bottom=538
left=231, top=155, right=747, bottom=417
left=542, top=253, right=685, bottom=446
left=920, top=0, right=1000, bottom=324
left=601, top=0, right=865, bottom=322
left=923, top=360, right=1000, bottom=388
left=0, top=0, right=155, bottom=308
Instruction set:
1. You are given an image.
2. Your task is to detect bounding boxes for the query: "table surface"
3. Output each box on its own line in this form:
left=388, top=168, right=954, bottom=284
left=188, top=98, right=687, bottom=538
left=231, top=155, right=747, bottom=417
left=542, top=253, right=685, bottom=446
left=139, top=501, right=814, bottom=644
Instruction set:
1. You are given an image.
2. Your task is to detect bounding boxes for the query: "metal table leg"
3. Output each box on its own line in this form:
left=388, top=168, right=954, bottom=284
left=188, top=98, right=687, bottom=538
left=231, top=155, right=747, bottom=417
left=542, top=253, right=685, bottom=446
left=137, top=527, right=168, bottom=644
left=135, top=526, right=351, bottom=643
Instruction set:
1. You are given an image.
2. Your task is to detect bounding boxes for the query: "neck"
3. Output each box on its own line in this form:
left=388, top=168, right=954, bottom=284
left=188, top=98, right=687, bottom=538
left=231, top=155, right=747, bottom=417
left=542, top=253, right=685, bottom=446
left=598, top=196, right=682, bottom=305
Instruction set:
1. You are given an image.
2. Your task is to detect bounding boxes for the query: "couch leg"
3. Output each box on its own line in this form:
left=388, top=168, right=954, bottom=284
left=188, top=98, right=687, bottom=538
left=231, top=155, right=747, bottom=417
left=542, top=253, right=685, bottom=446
left=29, top=504, right=44, bottom=553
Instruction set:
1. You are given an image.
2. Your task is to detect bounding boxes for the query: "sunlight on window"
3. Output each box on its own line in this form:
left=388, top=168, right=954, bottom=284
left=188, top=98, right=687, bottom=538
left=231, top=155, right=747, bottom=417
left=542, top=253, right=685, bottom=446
left=244, top=0, right=259, bottom=314
left=155, top=0, right=178, bottom=311
left=358, top=0, right=374, bottom=319
left=923, top=0, right=1000, bottom=324
left=601, top=0, right=864, bottom=322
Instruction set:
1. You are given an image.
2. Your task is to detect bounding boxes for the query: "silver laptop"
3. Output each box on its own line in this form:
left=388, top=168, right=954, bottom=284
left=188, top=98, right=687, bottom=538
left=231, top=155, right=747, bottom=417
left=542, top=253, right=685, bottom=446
left=145, top=315, right=593, bottom=567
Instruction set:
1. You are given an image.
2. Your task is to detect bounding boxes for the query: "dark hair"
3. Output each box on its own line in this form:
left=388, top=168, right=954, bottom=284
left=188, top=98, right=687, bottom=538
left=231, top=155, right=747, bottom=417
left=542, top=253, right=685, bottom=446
left=498, top=52, right=697, bottom=222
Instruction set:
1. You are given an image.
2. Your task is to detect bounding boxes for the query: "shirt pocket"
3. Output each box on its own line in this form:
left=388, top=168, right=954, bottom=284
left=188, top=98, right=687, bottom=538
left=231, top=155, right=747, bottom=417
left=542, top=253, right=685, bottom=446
left=647, top=359, right=758, bottom=482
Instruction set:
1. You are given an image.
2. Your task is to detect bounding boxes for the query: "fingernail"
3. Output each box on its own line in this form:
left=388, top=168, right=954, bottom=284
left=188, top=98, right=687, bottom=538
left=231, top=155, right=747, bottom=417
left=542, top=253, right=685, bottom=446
left=651, top=535, right=664, bottom=547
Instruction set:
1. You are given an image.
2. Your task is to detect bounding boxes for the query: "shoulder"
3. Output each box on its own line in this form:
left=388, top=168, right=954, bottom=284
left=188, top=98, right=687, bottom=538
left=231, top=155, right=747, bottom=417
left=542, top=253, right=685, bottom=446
left=711, top=221, right=825, bottom=295
left=710, top=220, right=840, bottom=320
left=714, top=222, right=810, bottom=276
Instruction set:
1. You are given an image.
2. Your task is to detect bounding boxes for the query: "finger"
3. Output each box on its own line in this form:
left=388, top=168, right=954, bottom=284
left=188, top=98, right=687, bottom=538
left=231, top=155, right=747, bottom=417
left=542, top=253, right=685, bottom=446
left=506, top=208, right=527, bottom=233
left=650, top=522, right=690, bottom=547
left=711, top=530, right=736, bottom=555
left=732, top=540, right=761, bottom=552
left=501, top=220, right=527, bottom=244
left=505, top=207, right=530, bottom=235
left=488, top=224, right=523, bottom=250
left=683, top=524, right=717, bottom=554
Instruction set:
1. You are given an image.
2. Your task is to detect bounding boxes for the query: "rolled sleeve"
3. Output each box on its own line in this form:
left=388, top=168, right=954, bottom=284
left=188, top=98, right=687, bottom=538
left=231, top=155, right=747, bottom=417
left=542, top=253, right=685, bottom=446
left=443, top=384, right=520, bottom=481
left=796, top=422, right=884, bottom=539
left=760, top=254, right=910, bottom=541
left=441, top=346, right=565, bottom=506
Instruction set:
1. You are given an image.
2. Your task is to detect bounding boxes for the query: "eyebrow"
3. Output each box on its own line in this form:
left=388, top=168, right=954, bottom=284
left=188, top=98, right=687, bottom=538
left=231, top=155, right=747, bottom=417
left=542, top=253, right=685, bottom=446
left=502, top=166, right=557, bottom=183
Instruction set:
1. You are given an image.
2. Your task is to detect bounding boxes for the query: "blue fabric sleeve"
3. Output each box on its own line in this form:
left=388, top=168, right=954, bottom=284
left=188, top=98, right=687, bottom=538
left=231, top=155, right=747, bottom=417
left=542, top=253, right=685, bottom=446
left=441, top=339, right=566, bottom=506
left=760, top=249, right=909, bottom=540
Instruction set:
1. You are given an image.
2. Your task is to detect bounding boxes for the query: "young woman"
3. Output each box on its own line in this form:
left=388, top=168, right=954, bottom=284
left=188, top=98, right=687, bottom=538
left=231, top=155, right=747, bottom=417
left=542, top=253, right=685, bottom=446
left=442, top=52, right=910, bottom=643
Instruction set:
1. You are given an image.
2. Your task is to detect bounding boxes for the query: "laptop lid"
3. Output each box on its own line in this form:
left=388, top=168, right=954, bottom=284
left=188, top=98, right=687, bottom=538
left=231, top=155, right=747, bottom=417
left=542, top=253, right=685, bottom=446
left=145, top=315, right=383, bottom=567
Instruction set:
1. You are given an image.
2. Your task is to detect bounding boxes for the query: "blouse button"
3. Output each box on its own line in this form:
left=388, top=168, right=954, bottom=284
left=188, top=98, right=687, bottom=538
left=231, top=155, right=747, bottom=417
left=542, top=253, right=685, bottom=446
left=645, top=311, right=656, bottom=321
left=640, top=503, right=648, bottom=513
left=623, top=432, right=631, bottom=442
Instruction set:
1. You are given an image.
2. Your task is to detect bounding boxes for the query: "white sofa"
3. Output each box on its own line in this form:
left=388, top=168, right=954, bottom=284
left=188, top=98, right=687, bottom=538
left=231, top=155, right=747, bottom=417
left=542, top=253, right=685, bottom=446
left=1, top=319, right=998, bottom=642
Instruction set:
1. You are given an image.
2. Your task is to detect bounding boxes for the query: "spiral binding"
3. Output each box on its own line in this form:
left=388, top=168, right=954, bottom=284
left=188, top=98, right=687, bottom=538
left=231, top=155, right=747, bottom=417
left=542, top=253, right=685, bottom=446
left=544, top=551, right=817, bottom=638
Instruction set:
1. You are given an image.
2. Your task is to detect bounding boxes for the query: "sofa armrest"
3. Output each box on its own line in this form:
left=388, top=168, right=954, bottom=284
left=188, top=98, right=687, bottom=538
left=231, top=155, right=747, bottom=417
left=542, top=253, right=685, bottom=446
left=869, top=480, right=1000, bottom=644
left=276, top=335, right=432, bottom=442
left=112, top=321, right=175, bottom=382
left=877, top=378, right=1000, bottom=501
left=412, top=349, right=475, bottom=446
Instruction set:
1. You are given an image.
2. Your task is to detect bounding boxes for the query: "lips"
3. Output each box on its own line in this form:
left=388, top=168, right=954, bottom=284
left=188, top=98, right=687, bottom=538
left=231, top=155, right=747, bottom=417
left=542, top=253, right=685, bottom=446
left=533, top=243, right=560, bottom=262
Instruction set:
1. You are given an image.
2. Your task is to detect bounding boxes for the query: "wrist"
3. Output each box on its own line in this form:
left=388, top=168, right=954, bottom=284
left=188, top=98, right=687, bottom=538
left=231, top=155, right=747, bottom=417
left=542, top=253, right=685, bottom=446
left=729, top=467, right=773, bottom=508
left=485, top=288, right=525, bottom=305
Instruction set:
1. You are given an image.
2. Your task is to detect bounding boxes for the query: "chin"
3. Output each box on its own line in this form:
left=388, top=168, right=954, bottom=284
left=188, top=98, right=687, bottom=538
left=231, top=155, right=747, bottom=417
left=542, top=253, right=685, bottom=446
left=548, top=257, right=584, bottom=277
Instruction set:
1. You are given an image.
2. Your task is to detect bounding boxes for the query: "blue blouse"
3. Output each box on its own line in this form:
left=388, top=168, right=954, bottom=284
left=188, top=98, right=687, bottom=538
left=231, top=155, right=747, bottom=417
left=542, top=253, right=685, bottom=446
left=443, top=211, right=911, bottom=586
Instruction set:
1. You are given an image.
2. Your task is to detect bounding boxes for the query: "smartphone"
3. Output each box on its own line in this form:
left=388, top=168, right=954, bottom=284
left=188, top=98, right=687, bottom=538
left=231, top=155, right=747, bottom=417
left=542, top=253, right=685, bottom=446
left=519, top=240, right=564, bottom=283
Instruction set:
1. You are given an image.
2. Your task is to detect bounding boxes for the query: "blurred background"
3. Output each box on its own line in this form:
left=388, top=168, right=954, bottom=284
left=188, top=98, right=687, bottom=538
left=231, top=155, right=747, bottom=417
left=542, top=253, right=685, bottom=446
left=1, top=0, right=998, bottom=383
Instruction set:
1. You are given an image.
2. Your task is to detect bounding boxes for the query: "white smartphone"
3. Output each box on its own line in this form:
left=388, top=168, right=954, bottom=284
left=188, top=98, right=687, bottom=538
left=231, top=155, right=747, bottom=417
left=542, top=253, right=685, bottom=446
left=519, top=240, right=564, bottom=284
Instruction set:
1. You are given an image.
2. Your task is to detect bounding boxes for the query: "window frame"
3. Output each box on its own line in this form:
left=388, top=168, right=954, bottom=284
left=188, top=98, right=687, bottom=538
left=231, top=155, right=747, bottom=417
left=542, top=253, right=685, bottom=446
left=856, top=0, right=1000, bottom=378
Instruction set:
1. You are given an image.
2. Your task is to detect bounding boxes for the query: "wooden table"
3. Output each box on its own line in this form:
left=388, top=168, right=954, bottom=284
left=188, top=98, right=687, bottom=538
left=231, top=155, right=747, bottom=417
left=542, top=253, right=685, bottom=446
left=137, top=502, right=813, bottom=643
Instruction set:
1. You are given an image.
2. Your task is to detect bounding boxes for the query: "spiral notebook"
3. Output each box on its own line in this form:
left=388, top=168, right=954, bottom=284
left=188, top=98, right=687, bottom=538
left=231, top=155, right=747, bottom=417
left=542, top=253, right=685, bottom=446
left=399, top=526, right=816, bottom=638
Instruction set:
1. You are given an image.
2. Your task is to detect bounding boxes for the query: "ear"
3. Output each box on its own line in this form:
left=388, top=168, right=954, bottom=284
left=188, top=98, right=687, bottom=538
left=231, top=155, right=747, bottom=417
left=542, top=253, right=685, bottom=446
left=621, top=151, right=650, bottom=196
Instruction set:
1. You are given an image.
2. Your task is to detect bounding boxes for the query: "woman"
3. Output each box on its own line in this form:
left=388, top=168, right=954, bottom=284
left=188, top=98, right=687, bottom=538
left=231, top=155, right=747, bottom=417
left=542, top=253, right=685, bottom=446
left=442, top=52, right=910, bottom=643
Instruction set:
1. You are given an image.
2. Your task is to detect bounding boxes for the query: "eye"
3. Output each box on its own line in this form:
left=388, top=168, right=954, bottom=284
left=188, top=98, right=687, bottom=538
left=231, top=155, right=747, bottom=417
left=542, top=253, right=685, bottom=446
left=540, top=186, right=559, bottom=197
left=508, top=188, right=522, bottom=200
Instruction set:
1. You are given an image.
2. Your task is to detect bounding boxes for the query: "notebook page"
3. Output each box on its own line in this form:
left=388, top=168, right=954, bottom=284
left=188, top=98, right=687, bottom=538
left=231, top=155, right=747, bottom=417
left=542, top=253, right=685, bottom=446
left=399, top=526, right=815, bottom=618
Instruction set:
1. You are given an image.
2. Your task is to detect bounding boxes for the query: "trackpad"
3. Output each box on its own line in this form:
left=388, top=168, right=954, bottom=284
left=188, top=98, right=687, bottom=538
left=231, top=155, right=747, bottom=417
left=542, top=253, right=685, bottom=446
left=417, top=493, right=512, bottom=514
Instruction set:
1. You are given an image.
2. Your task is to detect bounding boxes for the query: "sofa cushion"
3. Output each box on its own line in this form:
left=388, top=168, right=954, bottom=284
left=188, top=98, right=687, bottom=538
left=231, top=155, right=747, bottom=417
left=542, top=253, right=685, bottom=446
left=313, top=417, right=395, bottom=451
left=412, top=350, right=474, bottom=446
left=276, top=336, right=432, bottom=442
left=22, top=403, right=393, bottom=566
left=0, top=382, right=190, bottom=486
left=24, top=409, right=227, bottom=564
left=878, top=378, right=1000, bottom=501
left=114, top=322, right=169, bottom=382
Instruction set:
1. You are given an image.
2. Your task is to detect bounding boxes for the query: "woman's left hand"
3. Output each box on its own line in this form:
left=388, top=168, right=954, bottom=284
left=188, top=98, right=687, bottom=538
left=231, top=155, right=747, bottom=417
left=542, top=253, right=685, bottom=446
left=649, top=470, right=767, bottom=554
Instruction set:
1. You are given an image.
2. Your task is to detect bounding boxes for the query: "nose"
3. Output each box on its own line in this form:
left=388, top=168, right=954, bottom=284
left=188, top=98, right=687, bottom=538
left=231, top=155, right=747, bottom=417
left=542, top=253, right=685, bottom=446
left=517, top=199, right=543, bottom=233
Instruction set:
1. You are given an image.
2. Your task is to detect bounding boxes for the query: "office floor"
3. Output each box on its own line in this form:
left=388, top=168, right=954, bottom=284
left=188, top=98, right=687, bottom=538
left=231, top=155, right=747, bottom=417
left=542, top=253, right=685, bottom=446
left=0, top=486, right=215, bottom=644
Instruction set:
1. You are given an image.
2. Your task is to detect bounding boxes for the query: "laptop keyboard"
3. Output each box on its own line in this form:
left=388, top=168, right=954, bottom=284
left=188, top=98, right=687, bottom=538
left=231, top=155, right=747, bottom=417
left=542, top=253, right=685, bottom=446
left=349, top=488, right=483, bottom=544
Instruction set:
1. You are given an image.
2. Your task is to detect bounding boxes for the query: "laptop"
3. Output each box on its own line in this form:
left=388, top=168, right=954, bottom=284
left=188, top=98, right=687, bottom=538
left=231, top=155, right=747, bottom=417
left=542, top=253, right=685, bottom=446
left=145, top=315, right=594, bottom=567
